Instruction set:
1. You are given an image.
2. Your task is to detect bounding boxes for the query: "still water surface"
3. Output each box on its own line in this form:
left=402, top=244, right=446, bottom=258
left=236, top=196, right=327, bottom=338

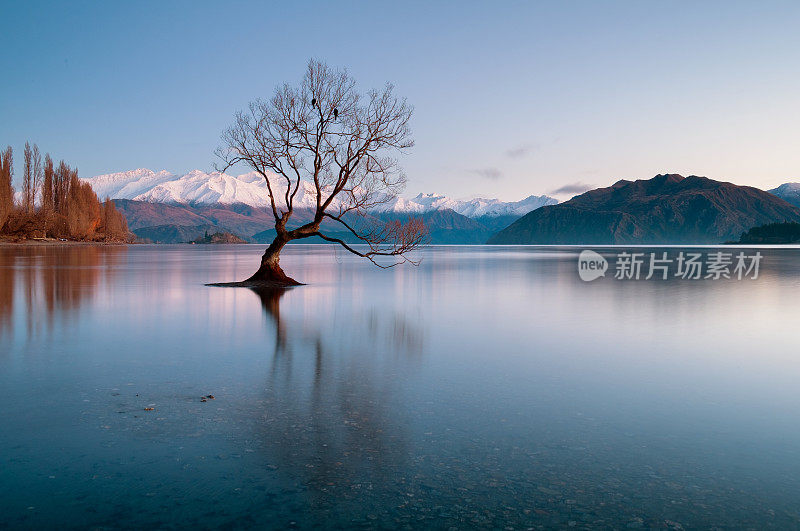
left=2, top=244, right=800, bottom=529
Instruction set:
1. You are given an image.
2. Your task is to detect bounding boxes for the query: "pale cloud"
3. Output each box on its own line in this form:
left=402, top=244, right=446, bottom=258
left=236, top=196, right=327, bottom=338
left=549, top=182, right=594, bottom=196
left=470, top=168, right=503, bottom=180
left=505, top=143, right=539, bottom=159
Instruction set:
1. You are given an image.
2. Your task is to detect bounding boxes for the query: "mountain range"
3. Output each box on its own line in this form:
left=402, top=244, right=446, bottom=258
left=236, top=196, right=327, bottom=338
left=84, top=169, right=556, bottom=243
left=489, top=174, right=800, bottom=245
left=84, top=169, right=800, bottom=245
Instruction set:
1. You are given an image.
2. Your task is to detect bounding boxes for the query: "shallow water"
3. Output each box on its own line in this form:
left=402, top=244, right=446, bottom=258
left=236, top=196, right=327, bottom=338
left=2, top=244, right=800, bottom=529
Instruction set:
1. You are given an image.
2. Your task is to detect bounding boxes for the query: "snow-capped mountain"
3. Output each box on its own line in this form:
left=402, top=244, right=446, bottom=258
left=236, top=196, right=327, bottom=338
left=85, top=169, right=336, bottom=211
left=86, top=168, right=176, bottom=200
left=768, top=182, right=800, bottom=209
left=83, top=169, right=557, bottom=218
left=374, top=192, right=557, bottom=218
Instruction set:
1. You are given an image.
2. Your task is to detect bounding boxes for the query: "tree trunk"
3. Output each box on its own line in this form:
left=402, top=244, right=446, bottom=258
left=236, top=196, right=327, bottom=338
left=246, top=235, right=302, bottom=286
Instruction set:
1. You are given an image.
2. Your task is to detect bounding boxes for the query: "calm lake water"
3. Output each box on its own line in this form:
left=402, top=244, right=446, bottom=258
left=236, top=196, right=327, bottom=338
left=2, top=244, right=800, bottom=529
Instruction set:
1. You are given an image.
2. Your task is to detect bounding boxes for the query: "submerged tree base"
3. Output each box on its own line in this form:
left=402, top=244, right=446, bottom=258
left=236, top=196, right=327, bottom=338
left=207, top=267, right=303, bottom=288
left=207, top=278, right=304, bottom=289
left=208, top=247, right=304, bottom=288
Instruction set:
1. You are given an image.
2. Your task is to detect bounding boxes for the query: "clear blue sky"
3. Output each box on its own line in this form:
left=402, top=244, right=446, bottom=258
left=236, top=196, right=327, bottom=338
left=2, top=0, right=800, bottom=200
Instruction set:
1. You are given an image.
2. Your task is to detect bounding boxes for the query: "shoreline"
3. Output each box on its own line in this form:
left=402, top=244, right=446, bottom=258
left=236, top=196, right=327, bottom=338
left=4, top=240, right=800, bottom=248
left=0, top=238, right=130, bottom=246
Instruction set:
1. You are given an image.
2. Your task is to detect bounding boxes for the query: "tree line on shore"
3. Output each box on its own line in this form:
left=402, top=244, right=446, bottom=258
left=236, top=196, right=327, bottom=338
left=0, top=143, right=128, bottom=241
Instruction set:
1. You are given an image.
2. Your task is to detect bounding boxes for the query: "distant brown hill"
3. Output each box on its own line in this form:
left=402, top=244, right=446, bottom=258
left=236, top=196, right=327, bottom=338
left=113, top=199, right=284, bottom=235
left=114, top=199, right=507, bottom=244
left=488, top=174, right=800, bottom=245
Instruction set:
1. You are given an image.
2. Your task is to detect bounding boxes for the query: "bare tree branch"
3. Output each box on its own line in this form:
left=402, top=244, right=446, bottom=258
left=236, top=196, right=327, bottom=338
left=215, top=59, right=425, bottom=285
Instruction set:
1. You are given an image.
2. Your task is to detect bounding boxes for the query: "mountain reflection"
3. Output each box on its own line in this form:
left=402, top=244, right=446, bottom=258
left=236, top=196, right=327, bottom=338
left=0, top=245, right=125, bottom=340
left=248, top=286, right=424, bottom=518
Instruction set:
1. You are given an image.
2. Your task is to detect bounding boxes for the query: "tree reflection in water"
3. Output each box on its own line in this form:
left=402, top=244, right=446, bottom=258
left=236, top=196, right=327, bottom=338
left=0, top=245, right=124, bottom=341
left=247, top=286, right=425, bottom=523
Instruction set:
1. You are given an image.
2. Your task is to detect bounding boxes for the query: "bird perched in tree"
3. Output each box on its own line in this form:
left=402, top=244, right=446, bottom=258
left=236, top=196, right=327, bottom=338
left=311, top=98, right=316, bottom=106
left=333, top=108, right=338, bottom=118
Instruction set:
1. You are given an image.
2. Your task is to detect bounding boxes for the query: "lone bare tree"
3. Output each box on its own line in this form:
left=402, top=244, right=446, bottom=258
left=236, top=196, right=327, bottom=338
left=215, top=60, right=426, bottom=286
